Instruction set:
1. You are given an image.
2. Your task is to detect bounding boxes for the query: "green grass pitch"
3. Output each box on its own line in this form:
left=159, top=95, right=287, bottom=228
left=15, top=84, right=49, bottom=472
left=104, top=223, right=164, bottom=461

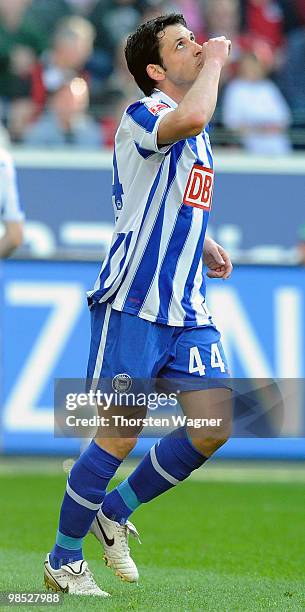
left=0, top=461, right=304, bottom=611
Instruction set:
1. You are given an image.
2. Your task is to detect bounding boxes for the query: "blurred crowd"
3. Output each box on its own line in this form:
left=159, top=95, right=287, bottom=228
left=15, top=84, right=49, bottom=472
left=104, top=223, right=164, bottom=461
left=0, top=0, right=304, bottom=152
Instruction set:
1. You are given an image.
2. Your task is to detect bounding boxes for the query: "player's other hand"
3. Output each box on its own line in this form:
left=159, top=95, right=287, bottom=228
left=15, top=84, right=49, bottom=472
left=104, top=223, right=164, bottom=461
left=202, top=37, right=231, bottom=68
left=203, top=236, right=233, bottom=279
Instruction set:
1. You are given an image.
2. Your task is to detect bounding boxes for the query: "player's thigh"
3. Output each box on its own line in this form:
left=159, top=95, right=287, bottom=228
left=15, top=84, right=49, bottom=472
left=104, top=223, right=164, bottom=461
left=163, top=324, right=232, bottom=445
left=163, top=324, right=230, bottom=381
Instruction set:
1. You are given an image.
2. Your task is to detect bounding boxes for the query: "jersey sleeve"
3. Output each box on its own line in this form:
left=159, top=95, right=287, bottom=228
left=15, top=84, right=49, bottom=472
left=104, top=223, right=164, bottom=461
left=126, top=99, right=176, bottom=157
left=0, top=153, right=24, bottom=222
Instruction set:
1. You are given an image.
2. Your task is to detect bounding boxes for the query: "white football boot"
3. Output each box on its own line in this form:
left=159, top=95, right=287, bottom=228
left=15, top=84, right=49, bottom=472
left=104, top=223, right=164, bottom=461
left=90, top=509, right=140, bottom=582
left=44, top=554, right=110, bottom=597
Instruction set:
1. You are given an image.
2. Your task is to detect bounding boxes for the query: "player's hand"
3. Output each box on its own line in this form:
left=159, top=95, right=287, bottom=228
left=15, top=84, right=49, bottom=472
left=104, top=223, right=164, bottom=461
left=203, top=236, right=233, bottom=279
left=202, top=37, right=231, bottom=68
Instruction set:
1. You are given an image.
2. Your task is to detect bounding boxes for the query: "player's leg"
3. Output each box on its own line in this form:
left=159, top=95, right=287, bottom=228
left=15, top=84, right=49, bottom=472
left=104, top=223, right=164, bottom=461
left=46, top=303, right=169, bottom=589
left=87, top=317, right=176, bottom=582
left=45, top=303, right=140, bottom=593
left=101, top=325, right=231, bottom=524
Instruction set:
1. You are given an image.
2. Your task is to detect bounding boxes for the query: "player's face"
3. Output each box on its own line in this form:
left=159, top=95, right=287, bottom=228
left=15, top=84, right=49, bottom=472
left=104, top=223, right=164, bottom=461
left=158, top=24, right=203, bottom=88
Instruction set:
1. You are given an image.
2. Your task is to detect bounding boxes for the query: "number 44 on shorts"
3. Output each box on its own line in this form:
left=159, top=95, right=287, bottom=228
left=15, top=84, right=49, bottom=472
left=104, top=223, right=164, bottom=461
left=189, top=344, right=226, bottom=376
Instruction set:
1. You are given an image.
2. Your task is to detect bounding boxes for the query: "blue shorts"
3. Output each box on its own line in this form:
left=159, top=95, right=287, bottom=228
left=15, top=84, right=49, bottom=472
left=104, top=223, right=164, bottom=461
left=87, top=302, right=229, bottom=391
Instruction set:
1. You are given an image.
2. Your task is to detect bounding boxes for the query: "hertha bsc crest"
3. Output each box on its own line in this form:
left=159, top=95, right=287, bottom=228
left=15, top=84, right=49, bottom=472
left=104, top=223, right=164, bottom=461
left=112, top=373, right=132, bottom=392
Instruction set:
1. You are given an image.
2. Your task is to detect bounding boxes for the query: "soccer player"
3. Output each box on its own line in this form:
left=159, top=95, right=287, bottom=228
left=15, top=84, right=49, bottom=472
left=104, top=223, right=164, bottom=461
left=45, top=14, right=233, bottom=596
left=0, top=148, right=24, bottom=257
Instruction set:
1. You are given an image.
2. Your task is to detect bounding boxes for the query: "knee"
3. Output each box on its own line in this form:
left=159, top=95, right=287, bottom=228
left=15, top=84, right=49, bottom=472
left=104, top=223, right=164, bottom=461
left=190, top=434, right=230, bottom=458
left=94, top=436, right=137, bottom=458
left=115, top=437, right=138, bottom=455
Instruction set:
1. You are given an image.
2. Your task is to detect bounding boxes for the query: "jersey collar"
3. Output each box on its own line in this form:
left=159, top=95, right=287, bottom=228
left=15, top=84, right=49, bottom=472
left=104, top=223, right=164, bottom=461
left=152, top=88, right=177, bottom=109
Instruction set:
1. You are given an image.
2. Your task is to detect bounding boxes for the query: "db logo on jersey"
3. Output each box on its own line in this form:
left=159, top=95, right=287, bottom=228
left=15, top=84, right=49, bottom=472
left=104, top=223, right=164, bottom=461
left=183, top=164, right=214, bottom=211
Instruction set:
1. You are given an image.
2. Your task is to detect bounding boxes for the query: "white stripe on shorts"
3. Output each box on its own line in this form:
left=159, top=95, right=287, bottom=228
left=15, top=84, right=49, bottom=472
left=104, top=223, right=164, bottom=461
left=91, top=303, right=112, bottom=393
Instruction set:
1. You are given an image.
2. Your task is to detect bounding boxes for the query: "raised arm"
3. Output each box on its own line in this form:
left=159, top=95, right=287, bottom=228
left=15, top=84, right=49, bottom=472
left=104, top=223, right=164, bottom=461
left=158, top=37, right=231, bottom=145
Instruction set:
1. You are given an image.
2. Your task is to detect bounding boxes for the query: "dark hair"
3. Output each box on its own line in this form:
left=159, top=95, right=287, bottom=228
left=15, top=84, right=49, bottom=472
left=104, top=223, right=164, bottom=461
left=125, top=13, right=187, bottom=96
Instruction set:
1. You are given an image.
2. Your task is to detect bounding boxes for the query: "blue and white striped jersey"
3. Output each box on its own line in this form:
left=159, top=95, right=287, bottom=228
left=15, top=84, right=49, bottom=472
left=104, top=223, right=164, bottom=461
left=0, top=148, right=24, bottom=222
left=88, top=89, right=215, bottom=327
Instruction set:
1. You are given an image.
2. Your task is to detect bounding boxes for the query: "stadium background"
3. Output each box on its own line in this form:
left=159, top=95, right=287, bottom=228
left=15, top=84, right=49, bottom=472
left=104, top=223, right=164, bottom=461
left=0, top=1, right=304, bottom=608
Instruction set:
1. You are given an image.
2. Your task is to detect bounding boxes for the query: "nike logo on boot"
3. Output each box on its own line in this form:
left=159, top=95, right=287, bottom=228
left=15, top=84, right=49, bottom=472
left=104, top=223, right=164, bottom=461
left=96, top=515, right=115, bottom=546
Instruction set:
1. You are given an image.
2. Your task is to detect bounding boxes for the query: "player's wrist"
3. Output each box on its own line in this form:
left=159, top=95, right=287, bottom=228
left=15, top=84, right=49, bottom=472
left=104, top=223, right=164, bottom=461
left=203, top=235, right=216, bottom=250
left=203, top=57, right=225, bottom=71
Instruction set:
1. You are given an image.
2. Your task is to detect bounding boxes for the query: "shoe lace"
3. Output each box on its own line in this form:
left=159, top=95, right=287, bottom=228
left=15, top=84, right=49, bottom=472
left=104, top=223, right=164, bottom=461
left=116, top=524, right=130, bottom=555
left=116, top=521, right=141, bottom=556
left=126, top=521, right=141, bottom=543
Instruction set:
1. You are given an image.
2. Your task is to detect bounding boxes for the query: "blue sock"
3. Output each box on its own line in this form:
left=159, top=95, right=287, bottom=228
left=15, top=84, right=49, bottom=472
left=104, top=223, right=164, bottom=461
left=102, top=429, right=207, bottom=524
left=49, top=441, right=121, bottom=569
